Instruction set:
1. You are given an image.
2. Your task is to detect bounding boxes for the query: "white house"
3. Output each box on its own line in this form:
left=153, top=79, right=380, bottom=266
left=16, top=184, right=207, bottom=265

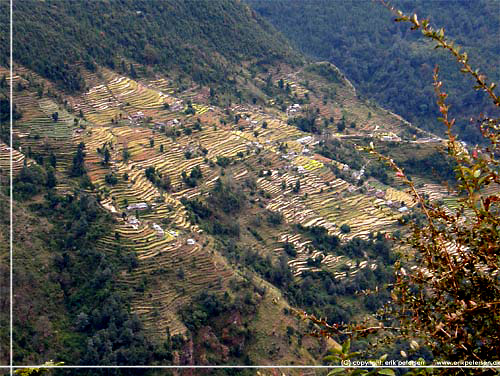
left=152, top=223, right=164, bottom=238
left=127, top=202, right=148, bottom=211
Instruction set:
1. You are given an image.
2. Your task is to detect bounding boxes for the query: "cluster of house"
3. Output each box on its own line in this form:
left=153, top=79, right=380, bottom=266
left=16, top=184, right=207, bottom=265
left=153, top=119, right=182, bottom=130
left=122, top=202, right=197, bottom=244
left=130, top=111, right=145, bottom=121
left=366, top=186, right=409, bottom=212
left=286, top=103, right=301, bottom=116
left=246, top=141, right=263, bottom=149
left=281, top=151, right=295, bottom=161
left=170, top=101, right=184, bottom=112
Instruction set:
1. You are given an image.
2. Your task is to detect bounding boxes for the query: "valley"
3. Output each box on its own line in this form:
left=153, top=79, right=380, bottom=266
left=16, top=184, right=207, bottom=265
left=0, top=56, right=461, bottom=367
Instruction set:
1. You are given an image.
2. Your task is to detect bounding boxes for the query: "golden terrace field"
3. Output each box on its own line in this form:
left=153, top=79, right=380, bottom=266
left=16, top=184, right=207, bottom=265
left=5, top=61, right=460, bottom=340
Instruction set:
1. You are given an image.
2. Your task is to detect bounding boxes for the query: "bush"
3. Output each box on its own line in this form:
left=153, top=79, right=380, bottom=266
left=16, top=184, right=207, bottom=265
left=104, top=173, right=118, bottom=185
left=340, top=224, right=351, bottom=234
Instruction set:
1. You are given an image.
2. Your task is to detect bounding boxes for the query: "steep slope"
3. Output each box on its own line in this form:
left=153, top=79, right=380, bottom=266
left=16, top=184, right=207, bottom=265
left=0, top=0, right=301, bottom=92
left=247, top=0, right=500, bottom=143
left=0, top=0, right=462, bottom=369
left=3, top=54, right=447, bottom=366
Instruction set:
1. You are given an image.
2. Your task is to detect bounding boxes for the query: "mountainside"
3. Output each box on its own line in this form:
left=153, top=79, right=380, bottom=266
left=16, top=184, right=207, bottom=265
left=247, top=0, right=500, bottom=144
left=0, top=0, right=470, bottom=372
left=0, top=0, right=301, bottom=92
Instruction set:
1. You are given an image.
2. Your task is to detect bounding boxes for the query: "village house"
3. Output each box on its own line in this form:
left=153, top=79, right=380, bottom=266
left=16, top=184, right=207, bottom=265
left=352, top=170, right=363, bottom=180
left=152, top=223, right=164, bottom=238
left=366, top=185, right=376, bottom=195
left=131, top=111, right=145, bottom=121
left=167, top=229, right=179, bottom=237
left=126, top=202, right=148, bottom=211
left=166, top=118, right=180, bottom=127
left=297, top=135, right=313, bottom=145
left=127, top=216, right=140, bottom=229
left=170, top=102, right=184, bottom=112
left=286, top=103, right=301, bottom=116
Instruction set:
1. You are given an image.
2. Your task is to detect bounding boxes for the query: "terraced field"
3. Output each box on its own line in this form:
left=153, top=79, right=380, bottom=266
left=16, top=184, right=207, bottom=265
left=96, top=223, right=234, bottom=337
left=12, top=95, right=83, bottom=173
left=0, top=141, right=33, bottom=178
left=6, top=61, right=445, bottom=342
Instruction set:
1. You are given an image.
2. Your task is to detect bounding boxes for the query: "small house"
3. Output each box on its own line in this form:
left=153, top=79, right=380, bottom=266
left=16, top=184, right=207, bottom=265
left=126, top=202, right=148, bottom=211
left=152, top=223, right=164, bottom=238
left=297, top=136, right=313, bottom=144
left=127, top=216, right=140, bottom=229
left=186, top=238, right=196, bottom=245
left=131, top=111, right=145, bottom=121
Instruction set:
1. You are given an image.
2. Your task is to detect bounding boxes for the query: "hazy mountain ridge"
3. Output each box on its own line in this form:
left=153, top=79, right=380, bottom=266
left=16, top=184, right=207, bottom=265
left=0, top=0, right=301, bottom=92
left=247, top=0, right=500, bottom=144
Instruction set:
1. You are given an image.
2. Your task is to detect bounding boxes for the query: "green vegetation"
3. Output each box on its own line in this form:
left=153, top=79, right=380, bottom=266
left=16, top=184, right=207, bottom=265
left=0, top=0, right=300, bottom=91
left=2, top=0, right=497, bottom=369
left=248, top=0, right=499, bottom=143
left=300, top=4, right=500, bottom=370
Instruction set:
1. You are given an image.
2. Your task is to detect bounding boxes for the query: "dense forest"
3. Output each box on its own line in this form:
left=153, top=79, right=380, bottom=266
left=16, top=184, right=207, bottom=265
left=247, top=0, right=500, bottom=143
left=0, top=0, right=300, bottom=91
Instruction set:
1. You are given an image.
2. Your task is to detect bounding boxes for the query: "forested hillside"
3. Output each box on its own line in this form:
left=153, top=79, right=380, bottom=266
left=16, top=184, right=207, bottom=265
left=0, top=0, right=300, bottom=92
left=247, top=0, right=500, bottom=143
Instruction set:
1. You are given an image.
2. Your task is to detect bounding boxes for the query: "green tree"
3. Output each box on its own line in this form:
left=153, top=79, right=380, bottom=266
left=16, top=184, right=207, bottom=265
left=49, top=152, right=57, bottom=168
left=46, top=166, right=57, bottom=188
left=299, top=4, right=500, bottom=369
left=103, top=147, right=111, bottom=165
left=122, top=147, right=131, bottom=162
left=70, top=142, right=86, bottom=177
left=375, top=4, right=500, bottom=362
left=130, top=63, right=137, bottom=78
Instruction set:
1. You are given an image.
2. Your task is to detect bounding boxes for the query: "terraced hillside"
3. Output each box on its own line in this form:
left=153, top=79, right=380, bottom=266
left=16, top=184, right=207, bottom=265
left=4, top=54, right=463, bottom=366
